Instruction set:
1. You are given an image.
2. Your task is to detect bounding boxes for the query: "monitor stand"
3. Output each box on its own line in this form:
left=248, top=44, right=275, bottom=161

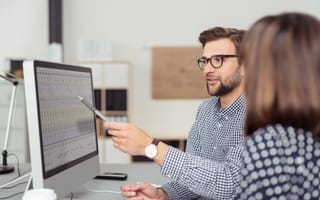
left=25, top=173, right=33, bottom=192
left=23, top=174, right=76, bottom=200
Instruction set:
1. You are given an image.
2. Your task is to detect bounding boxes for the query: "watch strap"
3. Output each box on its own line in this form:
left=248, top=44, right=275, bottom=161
left=151, top=138, right=160, bottom=146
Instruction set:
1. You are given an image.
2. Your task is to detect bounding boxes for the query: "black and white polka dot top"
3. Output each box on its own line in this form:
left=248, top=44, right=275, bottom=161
left=236, top=124, right=320, bottom=200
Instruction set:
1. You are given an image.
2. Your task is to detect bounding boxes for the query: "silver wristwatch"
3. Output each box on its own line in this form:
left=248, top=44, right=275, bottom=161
left=145, top=138, right=160, bottom=159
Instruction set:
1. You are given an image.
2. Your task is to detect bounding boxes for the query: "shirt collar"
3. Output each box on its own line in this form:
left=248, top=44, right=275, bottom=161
left=214, top=94, right=246, bottom=118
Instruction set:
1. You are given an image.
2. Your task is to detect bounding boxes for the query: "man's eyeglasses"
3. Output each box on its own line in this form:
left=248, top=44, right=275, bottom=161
left=197, top=54, right=239, bottom=70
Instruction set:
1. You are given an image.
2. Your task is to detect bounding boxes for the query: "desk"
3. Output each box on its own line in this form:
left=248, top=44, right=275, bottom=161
left=0, top=163, right=170, bottom=200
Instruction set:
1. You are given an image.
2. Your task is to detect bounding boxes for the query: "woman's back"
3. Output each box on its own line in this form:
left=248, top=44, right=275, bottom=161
left=238, top=124, right=320, bottom=199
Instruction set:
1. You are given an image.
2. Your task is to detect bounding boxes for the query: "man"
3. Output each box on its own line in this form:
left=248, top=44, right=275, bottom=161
left=104, top=27, right=246, bottom=199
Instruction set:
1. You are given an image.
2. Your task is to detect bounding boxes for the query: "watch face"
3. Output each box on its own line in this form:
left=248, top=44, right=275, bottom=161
left=145, top=144, right=157, bottom=159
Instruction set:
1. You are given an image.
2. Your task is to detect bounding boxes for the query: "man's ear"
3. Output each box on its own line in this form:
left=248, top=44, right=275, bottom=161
left=239, top=64, right=245, bottom=77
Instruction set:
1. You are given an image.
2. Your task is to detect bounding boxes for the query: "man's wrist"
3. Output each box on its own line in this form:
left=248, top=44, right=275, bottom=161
left=145, top=138, right=160, bottom=159
left=153, top=142, right=169, bottom=165
left=157, top=188, right=169, bottom=200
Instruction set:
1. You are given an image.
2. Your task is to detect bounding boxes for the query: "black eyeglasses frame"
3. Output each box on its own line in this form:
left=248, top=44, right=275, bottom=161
left=197, top=54, right=239, bottom=70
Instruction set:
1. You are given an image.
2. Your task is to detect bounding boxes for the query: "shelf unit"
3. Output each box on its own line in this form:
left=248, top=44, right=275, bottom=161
left=81, top=61, right=187, bottom=163
left=80, top=61, right=131, bottom=163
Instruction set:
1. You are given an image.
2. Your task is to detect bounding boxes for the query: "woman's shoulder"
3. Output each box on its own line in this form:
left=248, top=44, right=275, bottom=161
left=246, top=124, right=318, bottom=150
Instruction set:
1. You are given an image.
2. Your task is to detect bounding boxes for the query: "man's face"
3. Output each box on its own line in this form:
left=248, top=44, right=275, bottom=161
left=201, top=38, right=243, bottom=97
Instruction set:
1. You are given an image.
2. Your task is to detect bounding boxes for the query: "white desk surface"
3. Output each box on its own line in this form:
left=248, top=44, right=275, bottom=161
left=0, top=163, right=170, bottom=200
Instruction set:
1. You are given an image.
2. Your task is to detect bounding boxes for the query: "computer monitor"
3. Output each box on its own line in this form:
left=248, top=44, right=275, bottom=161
left=23, top=60, right=100, bottom=198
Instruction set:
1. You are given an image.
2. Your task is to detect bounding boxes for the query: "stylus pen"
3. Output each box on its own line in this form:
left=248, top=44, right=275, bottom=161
left=78, top=96, right=107, bottom=121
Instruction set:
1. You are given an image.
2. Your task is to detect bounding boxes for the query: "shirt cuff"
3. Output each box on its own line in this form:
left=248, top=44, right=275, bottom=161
left=161, top=183, right=181, bottom=200
left=160, top=146, right=186, bottom=181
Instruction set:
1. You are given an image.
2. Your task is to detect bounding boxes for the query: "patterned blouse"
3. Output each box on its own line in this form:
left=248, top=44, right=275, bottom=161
left=236, top=124, right=320, bottom=200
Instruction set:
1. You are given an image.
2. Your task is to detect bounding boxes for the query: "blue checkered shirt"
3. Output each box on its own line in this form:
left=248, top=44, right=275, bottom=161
left=160, top=95, right=246, bottom=199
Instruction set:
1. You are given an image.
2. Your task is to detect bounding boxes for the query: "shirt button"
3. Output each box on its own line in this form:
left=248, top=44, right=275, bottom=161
left=217, top=123, right=222, bottom=127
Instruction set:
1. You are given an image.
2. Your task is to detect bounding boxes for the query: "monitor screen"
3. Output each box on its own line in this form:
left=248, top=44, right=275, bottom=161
left=23, top=60, right=100, bottom=198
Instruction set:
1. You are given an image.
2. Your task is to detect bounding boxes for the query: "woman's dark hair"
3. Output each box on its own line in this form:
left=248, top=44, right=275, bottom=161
left=241, top=12, right=320, bottom=137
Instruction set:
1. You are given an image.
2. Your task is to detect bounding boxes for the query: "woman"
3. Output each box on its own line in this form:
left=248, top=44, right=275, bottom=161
left=237, top=12, right=320, bottom=199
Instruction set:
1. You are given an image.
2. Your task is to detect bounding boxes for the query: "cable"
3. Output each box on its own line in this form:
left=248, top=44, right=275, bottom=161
left=0, top=169, right=31, bottom=189
left=0, top=181, right=28, bottom=189
left=0, top=152, right=31, bottom=190
left=7, top=153, right=20, bottom=176
left=86, top=188, right=121, bottom=194
left=0, top=172, right=31, bottom=189
left=18, top=169, right=32, bottom=178
left=0, top=191, right=24, bottom=199
left=85, top=183, right=162, bottom=194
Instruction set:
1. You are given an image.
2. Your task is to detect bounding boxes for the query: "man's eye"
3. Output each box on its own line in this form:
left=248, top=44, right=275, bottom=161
left=200, top=59, right=208, bottom=63
left=212, top=57, right=222, bottom=62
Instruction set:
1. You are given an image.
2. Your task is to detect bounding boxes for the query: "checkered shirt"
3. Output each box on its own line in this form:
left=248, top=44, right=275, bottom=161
left=160, top=95, right=246, bottom=199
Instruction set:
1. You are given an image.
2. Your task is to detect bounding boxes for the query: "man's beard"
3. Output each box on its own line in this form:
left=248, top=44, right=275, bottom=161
left=207, top=73, right=242, bottom=97
left=207, top=82, right=237, bottom=96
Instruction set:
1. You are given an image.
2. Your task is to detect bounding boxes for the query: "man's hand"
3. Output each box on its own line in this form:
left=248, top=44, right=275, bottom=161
left=104, top=121, right=169, bottom=165
left=121, top=183, right=168, bottom=200
left=104, top=122, right=152, bottom=156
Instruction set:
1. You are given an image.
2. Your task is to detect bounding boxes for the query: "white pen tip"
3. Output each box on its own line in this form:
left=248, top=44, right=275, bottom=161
left=78, top=96, right=83, bottom=101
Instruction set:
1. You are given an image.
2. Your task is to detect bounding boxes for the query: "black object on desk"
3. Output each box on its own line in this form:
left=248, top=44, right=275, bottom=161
left=95, top=172, right=128, bottom=181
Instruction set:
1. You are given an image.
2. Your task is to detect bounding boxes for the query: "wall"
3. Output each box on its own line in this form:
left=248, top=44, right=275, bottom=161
left=0, top=0, right=319, bottom=143
left=0, top=0, right=48, bottom=163
left=0, top=0, right=48, bottom=71
left=63, top=0, right=320, bottom=139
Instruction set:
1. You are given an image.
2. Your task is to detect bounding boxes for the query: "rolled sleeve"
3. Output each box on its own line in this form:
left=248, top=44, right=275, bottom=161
left=161, top=144, right=244, bottom=199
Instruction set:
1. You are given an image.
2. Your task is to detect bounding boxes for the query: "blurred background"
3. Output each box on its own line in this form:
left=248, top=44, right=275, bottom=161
left=0, top=0, right=319, bottom=163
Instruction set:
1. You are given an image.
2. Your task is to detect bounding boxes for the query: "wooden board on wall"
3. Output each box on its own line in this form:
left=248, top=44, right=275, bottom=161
left=152, top=46, right=209, bottom=99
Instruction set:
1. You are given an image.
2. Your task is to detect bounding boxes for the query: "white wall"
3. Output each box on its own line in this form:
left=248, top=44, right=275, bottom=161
left=63, top=0, right=320, bottom=139
left=0, top=0, right=48, bottom=71
left=0, top=0, right=319, bottom=141
left=0, top=0, right=48, bottom=162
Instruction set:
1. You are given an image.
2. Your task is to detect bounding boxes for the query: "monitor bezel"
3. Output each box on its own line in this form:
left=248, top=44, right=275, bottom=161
left=33, top=61, right=98, bottom=178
